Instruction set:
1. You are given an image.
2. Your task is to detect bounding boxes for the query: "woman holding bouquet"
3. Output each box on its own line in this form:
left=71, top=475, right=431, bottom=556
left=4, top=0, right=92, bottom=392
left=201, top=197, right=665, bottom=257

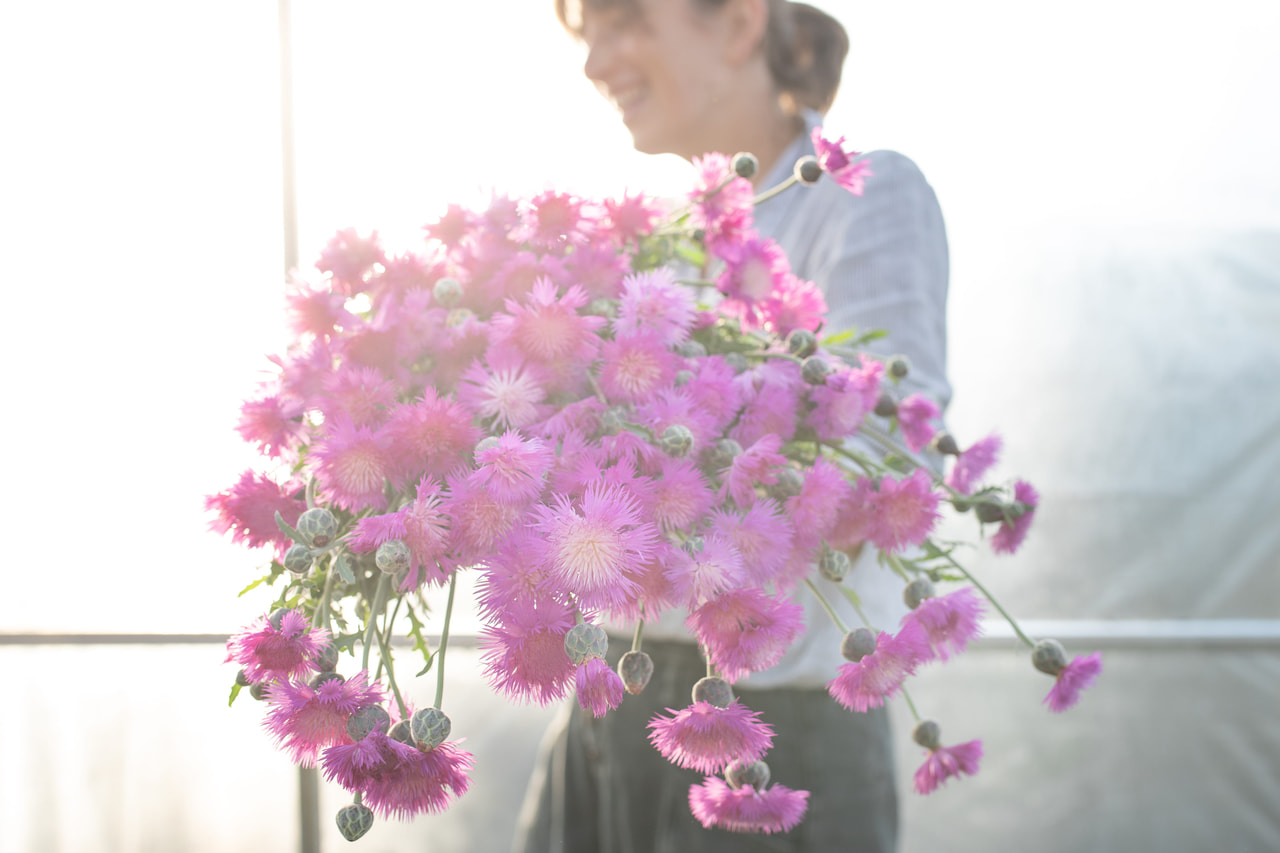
left=516, top=0, right=951, bottom=850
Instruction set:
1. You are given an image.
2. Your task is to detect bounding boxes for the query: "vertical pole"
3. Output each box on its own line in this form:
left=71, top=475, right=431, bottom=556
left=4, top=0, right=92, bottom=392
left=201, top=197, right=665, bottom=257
left=279, top=0, right=318, bottom=850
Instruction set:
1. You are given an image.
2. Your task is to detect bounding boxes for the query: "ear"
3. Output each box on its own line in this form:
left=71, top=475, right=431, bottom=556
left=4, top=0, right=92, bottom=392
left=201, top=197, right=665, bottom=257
left=721, top=0, right=769, bottom=66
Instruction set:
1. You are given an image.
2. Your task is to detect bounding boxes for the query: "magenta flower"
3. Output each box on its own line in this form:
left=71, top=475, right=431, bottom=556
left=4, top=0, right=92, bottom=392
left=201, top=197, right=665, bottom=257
left=709, top=500, right=795, bottom=587
left=206, top=469, right=305, bottom=558
left=382, top=389, right=479, bottom=484
left=811, top=128, right=873, bottom=196
left=489, top=278, right=604, bottom=373
left=688, top=589, right=805, bottom=683
left=441, top=471, right=523, bottom=565
left=688, top=152, right=754, bottom=251
left=520, top=189, right=588, bottom=250
left=309, top=414, right=392, bottom=512
left=264, top=670, right=385, bottom=766
left=647, top=456, right=716, bottom=532
left=759, top=273, right=827, bottom=337
left=227, top=608, right=331, bottom=684
left=716, top=235, right=791, bottom=330
left=615, top=267, right=696, bottom=346
left=575, top=656, right=626, bottom=718
left=456, top=356, right=548, bottom=431
left=827, top=625, right=930, bottom=713
left=991, top=479, right=1039, bottom=555
left=785, top=457, right=855, bottom=555
left=719, top=433, right=787, bottom=508
left=688, top=777, right=809, bottom=834
left=648, top=700, right=774, bottom=774
left=946, top=433, right=1002, bottom=495
left=896, top=394, right=940, bottom=453
left=1045, top=651, right=1103, bottom=713
left=901, top=587, right=985, bottom=663
left=323, top=731, right=473, bottom=818
left=284, top=276, right=357, bottom=339
left=664, top=534, right=747, bottom=608
left=318, top=365, right=396, bottom=427
left=866, top=469, right=942, bottom=554
left=602, top=192, right=661, bottom=246
left=598, top=331, right=678, bottom=404
left=913, top=739, right=983, bottom=795
left=472, top=430, right=553, bottom=505
left=479, top=598, right=576, bottom=705
left=730, top=360, right=801, bottom=447
left=807, top=359, right=883, bottom=441
left=236, top=393, right=305, bottom=460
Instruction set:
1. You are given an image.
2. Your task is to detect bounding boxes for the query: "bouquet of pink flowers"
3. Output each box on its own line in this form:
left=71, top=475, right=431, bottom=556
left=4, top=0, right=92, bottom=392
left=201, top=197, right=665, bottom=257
left=209, top=135, right=1101, bottom=842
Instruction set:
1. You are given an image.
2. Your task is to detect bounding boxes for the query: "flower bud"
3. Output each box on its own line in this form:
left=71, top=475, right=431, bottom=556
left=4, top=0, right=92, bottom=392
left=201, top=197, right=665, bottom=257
left=683, top=535, right=706, bottom=556
left=912, top=719, right=942, bottom=750
left=310, top=671, right=346, bottom=690
left=931, top=431, right=960, bottom=456
left=674, top=369, right=693, bottom=387
left=586, top=296, right=616, bottom=319
left=347, top=704, right=391, bottom=740
left=283, top=543, right=313, bottom=576
left=474, top=435, right=500, bottom=454
left=795, top=155, right=823, bottom=185
left=732, top=152, right=758, bottom=179
left=250, top=681, right=270, bottom=701
left=766, top=466, right=805, bottom=500
left=388, top=719, right=414, bottom=745
left=564, top=622, right=609, bottom=665
left=841, top=627, right=878, bottom=662
left=724, top=352, right=749, bottom=373
left=314, top=642, right=340, bottom=672
left=818, top=545, right=852, bottom=582
left=432, top=276, right=462, bottom=307
left=677, top=340, right=708, bottom=359
left=446, top=307, right=474, bottom=328
left=235, top=668, right=252, bottom=687
left=886, top=355, right=911, bottom=380
left=375, top=539, right=412, bottom=575
left=1032, top=639, right=1068, bottom=676
left=335, top=803, right=374, bottom=842
left=600, top=406, right=627, bottom=436
left=692, top=676, right=734, bottom=708
left=801, top=356, right=834, bottom=385
left=618, top=650, right=654, bottom=695
left=725, top=758, right=771, bottom=790
left=267, top=608, right=289, bottom=631
left=660, top=424, right=694, bottom=458
left=786, top=328, right=818, bottom=358
left=874, top=392, right=898, bottom=418
left=974, top=501, right=1005, bottom=524
left=297, top=507, right=338, bottom=549
left=704, top=438, right=742, bottom=471
left=410, top=707, right=452, bottom=750
left=903, top=577, right=936, bottom=610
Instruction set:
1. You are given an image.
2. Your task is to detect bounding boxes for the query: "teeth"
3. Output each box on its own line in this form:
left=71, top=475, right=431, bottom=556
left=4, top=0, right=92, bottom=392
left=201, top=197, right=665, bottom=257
left=611, top=88, right=644, bottom=110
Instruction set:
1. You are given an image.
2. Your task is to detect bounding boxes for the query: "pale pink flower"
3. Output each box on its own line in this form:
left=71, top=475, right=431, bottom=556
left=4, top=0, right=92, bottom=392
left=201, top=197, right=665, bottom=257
left=441, top=471, right=524, bottom=565
left=664, top=535, right=746, bottom=608
left=719, top=434, right=787, bottom=508
left=731, top=361, right=802, bottom=447
left=901, top=587, right=985, bottom=662
left=472, top=430, right=553, bottom=505
left=489, top=278, right=604, bottom=371
left=866, top=469, right=942, bottom=554
left=284, top=276, right=357, bottom=339
left=264, top=671, right=385, bottom=766
left=206, top=470, right=305, bottom=558
left=896, top=394, right=940, bottom=453
left=913, top=740, right=983, bottom=795
left=688, top=589, right=805, bottom=683
left=716, top=235, right=790, bottom=330
left=520, top=190, right=588, bottom=251
left=760, top=273, right=827, bottom=337
left=688, top=153, right=754, bottom=251
left=1045, top=652, right=1103, bottom=713
left=318, top=365, right=396, bottom=427
left=309, top=414, right=391, bottom=512
left=647, top=457, right=716, bottom=532
left=422, top=203, right=478, bottom=252
left=227, top=609, right=330, bottom=684
left=602, top=192, right=662, bottom=246
left=946, top=433, right=1002, bottom=495
left=648, top=700, right=773, bottom=774
left=615, top=267, right=696, bottom=346
left=807, top=359, right=883, bottom=441
left=827, top=624, right=930, bottom=713
left=598, top=331, right=678, bottom=404
left=688, top=777, right=809, bottom=834
left=991, top=479, right=1039, bottom=555
left=575, top=656, right=626, bottom=718
left=382, top=389, right=479, bottom=485
left=636, top=388, right=721, bottom=458
left=708, top=499, right=795, bottom=587
left=785, top=457, right=854, bottom=555
left=316, top=227, right=384, bottom=295
left=811, top=128, right=873, bottom=196
left=236, top=393, right=305, bottom=460
left=479, top=598, right=576, bottom=705
left=456, top=356, right=547, bottom=431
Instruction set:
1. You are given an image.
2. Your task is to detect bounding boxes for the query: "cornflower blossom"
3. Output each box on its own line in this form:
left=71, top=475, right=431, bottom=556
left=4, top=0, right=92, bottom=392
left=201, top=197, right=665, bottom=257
left=896, top=394, right=940, bottom=453
left=284, top=276, right=357, bottom=339
left=991, top=479, right=1039, bottom=555
left=946, top=433, right=1002, bottom=495
left=382, top=389, right=479, bottom=484
left=318, top=365, right=397, bottom=426
left=827, top=625, right=930, bottom=713
left=440, top=472, right=523, bottom=565
left=479, top=598, right=576, bottom=705
left=322, top=730, right=473, bottom=818
left=489, top=278, right=603, bottom=375
left=807, top=359, right=884, bottom=441
left=520, top=190, right=589, bottom=251
left=688, top=153, right=754, bottom=250
left=665, top=535, right=747, bottom=607
left=227, top=609, right=330, bottom=684
left=720, top=434, right=787, bottom=508
left=758, top=273, right=826, bottom=336
left=206, top=470, right=304, bottom=557
left=637, top=387, right=723, bottom=454
left=708, top=500, right=794, bottom=587
left=648, top=700, right=773, bottom=774
left=474, top=531, right=557, bottom=619
left=731, top=361, right=802, bottom=446
left=786, top=457, right=855, bottom=555
left=598, top=331, right=679, bottom=404
left=683, top=356, right=745, bottom=433
left=615, top=268, right=696, bottom=346
left=688, top=589, right=805, bottom=683
left=811, top=128, right=873, bottom=196
left=901, top=587, right=985, bottom=663
left=602, top=192, right=661, bottom=246
left=309, top=414, right=392, bottom=512
left=866, top=469, right=942, bottom=554
left=716, top=235, right=791, bottom=329
left=236, top=393, right=305, bottom=459
left=455, top=356, right=547, bottom=431
left=472, top=431, right=553, bottom=505
left=575, top=656, right=626, bottom=718
left=688, top=778, right=809, bottom=834
left=422, top=203, right=477, bottom=253
left=913, top=740, right=983, bottom=795
left=400, top=477, right=454, bottom=588
left=535, top=483, right=658, bottom=611
left=647, top=457, right=716, bottom=532
left=316, top=227, right=384, bottom=295
left=1044, top=652, right=1103, bottom=713
left=264, top=671, right=385, bottom=766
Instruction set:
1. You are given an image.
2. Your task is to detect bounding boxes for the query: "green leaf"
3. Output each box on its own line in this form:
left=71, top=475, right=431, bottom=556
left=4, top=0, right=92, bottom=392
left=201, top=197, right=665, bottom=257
left=821, top=328, right=857, bottom=346
left=837, top=585, right=863, bottom=610
left=237, top=572, right=273, bottom=598
left=404, top=602, right=433, bottom=674
left=415, top=654, right=436, bottom=678
left=883, top=454, right=913, bottom=474
left=228, top=682, right=243, bottom=707
left=851, top=329, right=889, bottom=346
left=275, top=511, right=308, bottom=546
left=673, top=240, right=706, bottom=268
left=334, top=553, right=355, bottom=585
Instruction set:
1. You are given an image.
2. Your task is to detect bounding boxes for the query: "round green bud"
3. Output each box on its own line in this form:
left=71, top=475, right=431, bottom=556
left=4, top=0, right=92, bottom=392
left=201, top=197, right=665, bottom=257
left=660, top=424, right=694, bottom=458
left=335, top=803, right=374, bottom=842
left=267, top=608, right=289, bottom=631
left=309, top=671, right=346, bottom=690
left=683, top=535, right=706, bottom=556
left=445, top=307, right=474, bottom=328
left=786, top=328, right=818, bottom=358
left=975, top=501, right=1006, bottom=524
left=724, top=352, right=749, bottom=373
left=388, top=719, right=414, bottom=745
left=795, top=155, right=823, bottom=185
left=474, top=435, right=500, bottom=454
left=818, top=545, right=852, bottom=583
left=410, top=707, right=452, bottom=750
left=677, top=340, right=708, bottom=359
left=912, top=719, right=942, bottom=750
left=347, top=704, right=391, bottom=741
left=886, top=355, right=911, bottom=380
left=801, top=356, right=834, bottom=385
left=841, top=627, right=878, bottom=662
left=618, top=650, right=655, bottom=695
left=283, top=543, right=313, bottom=576
left=874, top=392, right=898, bottom=418
left=766, top=466, right=805, bottom=500
left=725, top=758, right=771, bottom=790
left=375, top=539, right=412, bottom=575
left=297, top=507, right=339, bottom=549
left=732, top=152, right=759, bottom=179
left=249, top=681, right=270, bottom=701
left=235, top=668, right=252, bottom=687
left=704, top=438, right=742, bottom=471
left=903, top=577, right=937, bottom=610
left=432, top=276, right=462, bottom=307
left=692, top=676, right=734, bottom=709
left=1032, top=639, right=1068, bottom=676
left=564, top=622, right=609, bottom=665
left=314, top=642, right=340, bottom=673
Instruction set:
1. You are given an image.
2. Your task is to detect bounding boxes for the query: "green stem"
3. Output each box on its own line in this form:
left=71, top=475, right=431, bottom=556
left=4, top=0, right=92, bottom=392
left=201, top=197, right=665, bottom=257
left=803, top=578, right=850, bottom=634
left=304, top=476, right=317, bottom=510
left=883, top=552, right=913, bottom=584
left=361, top=574, right=391, bottom=673
left=823, top=441, right=877, bottom=477
left=938, top=552, right=1037, bottom=649
left=375, top=623, right=409, bottom=720
left=744, top=351, right=802, bottom=364
left=753, top=174, right=799, bottom=205
left=375, top=593, right=405, bottom=683
left=858, top=423, right=966, bottom=502
left=434, top=571, right=459, bottom=710
left=632, top=619, right=645, bottom=654
left=317, top=553, right=339, bottom=632
left=899, top=686, right=922, bottom=722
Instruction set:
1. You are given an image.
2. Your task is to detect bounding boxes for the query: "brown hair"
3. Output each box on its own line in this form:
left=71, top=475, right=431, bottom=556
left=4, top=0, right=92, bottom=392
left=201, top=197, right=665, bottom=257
left=555, top=0, right=850, bottom=114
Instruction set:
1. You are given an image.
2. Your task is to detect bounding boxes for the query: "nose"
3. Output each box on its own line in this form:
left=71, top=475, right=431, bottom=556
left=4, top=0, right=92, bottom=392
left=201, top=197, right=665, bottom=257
left=582, top=30, right=614, bottom=87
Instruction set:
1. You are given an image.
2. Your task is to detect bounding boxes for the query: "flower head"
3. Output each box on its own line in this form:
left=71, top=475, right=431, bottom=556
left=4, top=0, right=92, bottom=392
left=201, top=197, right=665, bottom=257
left=206, top=470, right=305, bottom=558
left=811, top=128, right=873, bottom=195
left=1044, top=651, right=1103, bottom=713
left=648, top=700, right=773, bottom=774
left=866, top=469, right=942, bottom=554
left=901, top=587, right=985, bottom=663
left=309, top=414, right=392, bottom=512
left=827, top=625, right=930, bottom=713
left=264, top=670, right=385, bottom=766
left=615, top=267, right=696, bottom=346
left=896, top=394, right=940, bottom=453
left=913, top=739, right=983, bottom=795
left=227, top=609, right=331, bottom=684
left=575, top=656, right=626, bottom=718
left=688, top=777, right=808, bottom=834
left=688, top=589, right=805, bottom=683
left=946, top=433, right=1002, bottom=495
left=991, top=479, right=1039, bottom=555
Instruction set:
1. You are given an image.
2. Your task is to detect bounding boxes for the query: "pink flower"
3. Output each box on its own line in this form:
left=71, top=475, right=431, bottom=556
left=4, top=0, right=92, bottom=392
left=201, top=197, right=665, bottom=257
left=664, top=534, right=747, bottom=608
left=264, top=670, right=385, bottom=766
left=896, top=394, right=940, bottom=453
left=441, top=471, right=524, bottom=565
left=456, top=355, right=548, bottom=431
left=827, top=625, right=930, bottom=713
left=719, top=434, right=787, bottom=508
left=317, top=365, right=396, bottom=427
left=489, top=278, right=604, bottom=373
left=946, top=433, right=1002, bottom=495
left=759, top=273, right=827, bottom=337
left=322, top=730, right=473, bottom=818
left=602, top=192, right=662, bottom=246
left=309, top=414, right=392, bottom=512
left=472, top=430, right=553, bottom=505
left=991, top=479, right=1039, bottom=555
left=382, top=389, right=479, bottom=484
left=913, top=740, right=983, bottom=795
left=422, top=203, right=478, bottom=252
left=901, top=587, right=985, bottom=663
left=708, top=500, right=795, bottom=587
left=598, top=331, right=678, bottom=404
left=206, top=470, right=305, bottom=558
left=316, top=227, right=384, bottom=295
left=688, top=777, right=808, bottom=834
left=688, top=589, right=804, bottom=683
left=479, top=598, right=576, bottom=705
left=730, top=360, right=801, bottom=447
left=615, top=267, right=696, bottom=346
left=575, top=656, right=626, bottom=718
left=807, top=359, right=883, bottom=441
left=648, top=700, right=773, bottom=774
left=284, top=276, right=357, bottom=339
left=520, top=190, right=588, bottom=251
left=647, top=456, right=716, bottom=532
left=785, top=457, right=854, bottom=555
left=716, top=235, right=790, bottom=330
left=688, top=153, right=754, bottom=251
left=866, top=470, right=942, bottom=554
left=811, top=128, right=873, bottom=196
left=1045, top=652, right=1103, bottom=713
left=227, top=609, right=330, bottom=684
left=346, top=510, right=408, bottom=554
left=236, top=393, right=305, bottom=459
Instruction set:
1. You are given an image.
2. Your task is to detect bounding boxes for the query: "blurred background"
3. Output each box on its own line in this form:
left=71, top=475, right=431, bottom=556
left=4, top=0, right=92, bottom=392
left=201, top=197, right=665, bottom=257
left=1, top=0, right=1277, bottom=850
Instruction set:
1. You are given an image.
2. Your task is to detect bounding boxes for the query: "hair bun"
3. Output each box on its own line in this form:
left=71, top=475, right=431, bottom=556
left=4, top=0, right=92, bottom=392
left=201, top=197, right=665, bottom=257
left=768, top=2, right=850, bottom=114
